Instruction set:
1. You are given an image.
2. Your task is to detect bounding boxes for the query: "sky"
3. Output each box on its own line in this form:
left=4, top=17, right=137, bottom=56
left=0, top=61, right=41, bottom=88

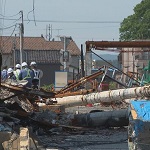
left=0, top=0, right=142, bottom=54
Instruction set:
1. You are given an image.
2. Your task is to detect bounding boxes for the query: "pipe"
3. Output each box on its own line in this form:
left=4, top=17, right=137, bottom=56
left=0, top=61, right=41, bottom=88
left=81, top=44, right=85, bottom=77
left=54, top=85, right=150, bottom=108
left=74, top=109, right=129, bottom=127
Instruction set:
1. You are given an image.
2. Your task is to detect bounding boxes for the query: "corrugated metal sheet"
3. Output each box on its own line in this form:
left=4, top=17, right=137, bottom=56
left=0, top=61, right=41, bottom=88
left=15, top=50, right=60, bottom=64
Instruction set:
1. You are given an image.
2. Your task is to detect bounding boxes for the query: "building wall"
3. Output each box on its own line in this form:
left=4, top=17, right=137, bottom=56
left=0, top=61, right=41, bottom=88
left=71, top=55, right=80, bottom=69
left=122, top=47, right=150, bottom=81
left=2, top=54, right=13, bottom=68
left=38, top=63, right=60, bottom=86
left=2, top=50, right=80, bottom=86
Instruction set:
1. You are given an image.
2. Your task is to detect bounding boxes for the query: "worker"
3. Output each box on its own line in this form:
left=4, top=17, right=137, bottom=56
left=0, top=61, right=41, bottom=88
left=1, top=65, right=8, bottom=81
left=7, top=68, right=16, bottom=80
left=18, top=62, right=34, bottom=88
left=30, top=61, right=41, bottom=89
left=14, top=64, right=21, bottom=80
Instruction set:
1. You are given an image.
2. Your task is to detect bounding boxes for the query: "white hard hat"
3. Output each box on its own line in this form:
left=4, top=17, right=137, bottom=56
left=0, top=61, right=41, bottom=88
left=7, top=68, right=14, bottom=74
left=15, top=64, right=21, bottom=68
left=22, top=62, right=28, bottom=67
left=30, top=61, right=36, bottom=66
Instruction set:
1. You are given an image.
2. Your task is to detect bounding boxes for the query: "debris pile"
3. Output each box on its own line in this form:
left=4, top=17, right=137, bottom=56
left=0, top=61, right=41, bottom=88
left=0, top=79, right=150, bottom=149
left=32, top=110, right=74, bottom=127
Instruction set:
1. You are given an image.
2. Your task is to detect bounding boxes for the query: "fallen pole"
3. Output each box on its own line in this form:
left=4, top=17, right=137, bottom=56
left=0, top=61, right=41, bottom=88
left=74, top=109, right=129, bottom=127
left=54, top=85, right=150, bottom=108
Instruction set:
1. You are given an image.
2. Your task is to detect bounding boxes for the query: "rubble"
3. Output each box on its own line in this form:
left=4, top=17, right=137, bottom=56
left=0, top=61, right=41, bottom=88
left=0, top=78, right=150, bottom=149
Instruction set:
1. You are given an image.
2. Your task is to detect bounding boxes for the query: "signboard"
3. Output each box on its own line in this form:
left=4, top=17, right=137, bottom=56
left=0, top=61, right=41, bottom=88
left=55, top=71, right=68, bottom=91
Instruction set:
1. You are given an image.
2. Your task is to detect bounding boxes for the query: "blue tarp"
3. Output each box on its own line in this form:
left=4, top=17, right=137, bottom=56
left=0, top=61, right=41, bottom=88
left=131, top=100, right=150, bottom=122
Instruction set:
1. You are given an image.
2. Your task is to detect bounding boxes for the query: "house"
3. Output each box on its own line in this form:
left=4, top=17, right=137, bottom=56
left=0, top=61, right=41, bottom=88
left=121, top=47, right=150, bottom=81
left=1, top=36, right=81, bottom=86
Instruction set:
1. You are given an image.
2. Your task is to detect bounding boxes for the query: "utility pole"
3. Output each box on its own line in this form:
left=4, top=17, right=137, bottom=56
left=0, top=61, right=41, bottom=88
left=13, top=34, right=16, bottom=68
left=81, top=44, right=85, bottom=77
left=63, top=36, right=66, bottom=70
left=46, top=24, right=52, bottom=41
left=20, top=10, right=24, bottom=69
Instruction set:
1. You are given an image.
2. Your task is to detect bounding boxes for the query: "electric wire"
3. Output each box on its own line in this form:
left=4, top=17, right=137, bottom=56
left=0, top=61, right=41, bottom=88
left=0, top=24, right=17, bottom=54
left=0, top=12, right=20, bottom=18
left=32, top=0, right=36, bottom=26
left=1, top=24, right=17, bottom=47
left=1, top=16, right=21, bottom=29
left=0, top=18, right=121, bottom=24
left=91, top=50, right=141, bottom=86
left=2, top=18, right=149, bottom=24
left=27, top=0, right=36, bottom=26
left=0, top=24, right=16, bottom=30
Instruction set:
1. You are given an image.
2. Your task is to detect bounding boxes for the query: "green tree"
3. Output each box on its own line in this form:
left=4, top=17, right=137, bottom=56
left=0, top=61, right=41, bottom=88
left=119, top=0, right=150, bottom=41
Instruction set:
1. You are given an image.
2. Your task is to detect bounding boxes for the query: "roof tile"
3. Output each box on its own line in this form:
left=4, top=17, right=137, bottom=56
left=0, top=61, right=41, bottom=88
left=1, top=36, right=80, bottom=55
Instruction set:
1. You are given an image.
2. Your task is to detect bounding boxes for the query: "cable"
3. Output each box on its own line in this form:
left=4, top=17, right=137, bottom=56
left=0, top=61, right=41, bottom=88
left=91, top=50, right=141, bottom=85
left=0, top=18, right=121, bottom=24
left=1, top=18, right=149, bottom=24
left=0, top=12, right=20, bottom=18
left=1, top=24, right=17, bottom=47
left=5, top=24, right=17, bottom=38
left=32, top=0, right=36, bottom=26
left=0, top=24, right=16, bottom=30
left=27, top=0, right=36, bottom=26
left=1, top=16, right=21, bottom=28
left=0, top=24, right=17, bottom=54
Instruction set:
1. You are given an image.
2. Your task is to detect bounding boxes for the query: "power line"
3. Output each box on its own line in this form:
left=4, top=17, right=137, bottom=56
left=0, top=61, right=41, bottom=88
left=2, top=24, right=17, bottom=41
left=0, top=12, right=20, bottom=18
left=0, top=18, right=121, bottom=24
left=0, top=24, right=16, bottom=30
left=27, top=0, right=36, bottom=25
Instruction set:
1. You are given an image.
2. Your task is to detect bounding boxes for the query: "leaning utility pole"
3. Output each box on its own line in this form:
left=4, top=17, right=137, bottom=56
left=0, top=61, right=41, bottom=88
left=54, top=85, right=150, bottom=108
left=20, top=11, right=24, bottom=68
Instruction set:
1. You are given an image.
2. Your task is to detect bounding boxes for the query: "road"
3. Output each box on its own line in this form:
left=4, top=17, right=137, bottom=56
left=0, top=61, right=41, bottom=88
left=37, top=105, right=129, bottom=150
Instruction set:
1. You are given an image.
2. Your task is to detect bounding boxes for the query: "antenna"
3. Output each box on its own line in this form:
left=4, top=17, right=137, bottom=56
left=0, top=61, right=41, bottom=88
left=48, top=24, right=52, bottom=41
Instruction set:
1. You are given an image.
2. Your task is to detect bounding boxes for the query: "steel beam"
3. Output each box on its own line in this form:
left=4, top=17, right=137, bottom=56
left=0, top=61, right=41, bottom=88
left=86, top=41, right=150, bottom=51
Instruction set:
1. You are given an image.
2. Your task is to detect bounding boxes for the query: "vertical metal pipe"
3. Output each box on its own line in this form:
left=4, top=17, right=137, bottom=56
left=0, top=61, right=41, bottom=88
left=63, top=36, right=66, bottom=71
left=81, top=44, right=85, bottom=77
left=20, top=23, right=23, bottom=68
left=19, top=11, right=24, bottom=69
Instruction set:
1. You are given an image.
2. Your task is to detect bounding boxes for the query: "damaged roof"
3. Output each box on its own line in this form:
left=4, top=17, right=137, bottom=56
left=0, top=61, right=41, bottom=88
left=1, top=36, right=81, bottom=56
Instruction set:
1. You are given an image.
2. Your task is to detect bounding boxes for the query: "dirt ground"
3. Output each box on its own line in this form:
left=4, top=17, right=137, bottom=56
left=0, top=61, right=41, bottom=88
left=37, top=105, right=128, bottom=150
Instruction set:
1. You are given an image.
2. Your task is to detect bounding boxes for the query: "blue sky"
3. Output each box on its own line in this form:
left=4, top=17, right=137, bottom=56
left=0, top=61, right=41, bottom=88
left=0, top=0, right=142, bottom=54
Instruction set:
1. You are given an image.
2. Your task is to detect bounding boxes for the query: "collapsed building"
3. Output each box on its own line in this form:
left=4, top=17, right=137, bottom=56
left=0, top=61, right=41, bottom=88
left=0, top=40, right=150, bottom=150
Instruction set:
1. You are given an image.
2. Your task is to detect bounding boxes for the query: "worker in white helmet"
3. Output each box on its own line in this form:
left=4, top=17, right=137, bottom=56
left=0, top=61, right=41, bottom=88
left=30, top=61, right=42, bottom=89
left=14, top=64, right=21, bottom=80
left=18, top=62, right=34, bottom=88
left=7, top=68, right=16, bottom=80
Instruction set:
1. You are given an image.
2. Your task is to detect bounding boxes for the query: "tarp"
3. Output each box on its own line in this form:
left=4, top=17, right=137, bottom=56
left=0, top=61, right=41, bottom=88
left=131, top=100, right=150, bottom=122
